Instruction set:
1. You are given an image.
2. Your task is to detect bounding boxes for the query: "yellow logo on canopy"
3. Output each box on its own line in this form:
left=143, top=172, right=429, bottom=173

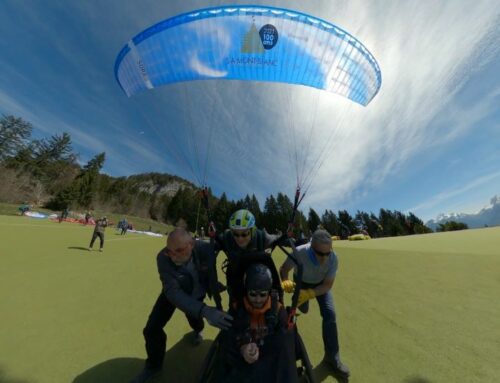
left=241, top=22, right=265, bottom=54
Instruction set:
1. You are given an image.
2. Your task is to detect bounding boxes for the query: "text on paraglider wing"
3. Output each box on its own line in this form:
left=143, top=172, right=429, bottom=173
left=224, top=57, right=278, bottom=66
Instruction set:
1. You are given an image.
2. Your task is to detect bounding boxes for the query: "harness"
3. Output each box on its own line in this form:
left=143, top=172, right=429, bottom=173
left=235, top=289, right=281, bottom=347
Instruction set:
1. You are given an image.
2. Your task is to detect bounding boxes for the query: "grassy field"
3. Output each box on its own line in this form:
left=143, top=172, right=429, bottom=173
left=0, top=214, right=499, bottom=383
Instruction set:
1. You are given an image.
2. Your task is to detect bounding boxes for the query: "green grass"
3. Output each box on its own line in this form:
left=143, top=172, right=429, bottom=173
left=0, top=215, right=499, bottom=382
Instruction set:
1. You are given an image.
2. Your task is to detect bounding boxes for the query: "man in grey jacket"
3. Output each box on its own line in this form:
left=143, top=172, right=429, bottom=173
left=130, top=227, right=233, bottom=383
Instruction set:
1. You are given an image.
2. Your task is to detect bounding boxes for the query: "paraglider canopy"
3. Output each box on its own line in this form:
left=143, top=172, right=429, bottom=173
left=114, top=5, right=382, bottom=226
left=115, top=5, right=381, bottom=105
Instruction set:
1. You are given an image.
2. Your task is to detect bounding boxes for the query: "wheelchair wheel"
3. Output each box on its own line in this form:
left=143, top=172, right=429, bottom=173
left=196, top=333, right=221, bottom=383
left=295, top=330, right=316, bottom=383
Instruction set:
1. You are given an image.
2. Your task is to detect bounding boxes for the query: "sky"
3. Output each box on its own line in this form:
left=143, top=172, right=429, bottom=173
left=0, top=0, right=499, bottom=222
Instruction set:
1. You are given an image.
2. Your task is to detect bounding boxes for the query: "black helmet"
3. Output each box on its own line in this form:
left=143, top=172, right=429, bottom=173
left=244, top=263, right=273, bottom=291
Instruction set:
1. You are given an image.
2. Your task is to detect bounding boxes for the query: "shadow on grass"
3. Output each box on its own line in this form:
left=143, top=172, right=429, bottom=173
left=312, top=360, right=348, bottom=383
left=403, top=376, right=433, bottom=383
left=0, top=367, right=31, bottom=383
left=67, top=247, right=90, bottom=251
left=72, top=334, right=213, bottom=383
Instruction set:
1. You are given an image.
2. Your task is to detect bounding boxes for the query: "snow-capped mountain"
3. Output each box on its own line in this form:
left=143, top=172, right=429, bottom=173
left=426, top=195, right=500, bottom=230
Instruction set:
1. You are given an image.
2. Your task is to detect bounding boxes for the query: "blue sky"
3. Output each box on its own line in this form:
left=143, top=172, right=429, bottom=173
left=1, top=1, right=499, bottom=222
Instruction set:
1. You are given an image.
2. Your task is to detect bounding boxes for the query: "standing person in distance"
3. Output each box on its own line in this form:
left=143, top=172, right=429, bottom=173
left=279, top=229, right=350, bottom=380
left=84, top=211, right=92, bottom=225
left=59, top=207, right=69, bottom=223
left=121, top=218, right=129, bottom=235
left=88, top=216, right=108, bottom=252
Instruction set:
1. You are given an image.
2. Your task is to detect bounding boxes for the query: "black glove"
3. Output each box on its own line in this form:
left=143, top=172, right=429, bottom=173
left=201, top=306, right=233, bottom=330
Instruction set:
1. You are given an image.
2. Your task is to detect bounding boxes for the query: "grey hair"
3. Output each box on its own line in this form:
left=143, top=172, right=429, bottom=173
left=168, top=227, right=194, bottom=243
left=311, top=229, right=332, bottom=246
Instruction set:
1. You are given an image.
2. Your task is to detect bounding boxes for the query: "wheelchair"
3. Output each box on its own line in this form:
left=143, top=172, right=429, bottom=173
left=196, top=251, right=316, bottom=383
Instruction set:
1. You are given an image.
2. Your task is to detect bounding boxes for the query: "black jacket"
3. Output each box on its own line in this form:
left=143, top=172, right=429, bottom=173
left=216, top=229, right=283, bottom=261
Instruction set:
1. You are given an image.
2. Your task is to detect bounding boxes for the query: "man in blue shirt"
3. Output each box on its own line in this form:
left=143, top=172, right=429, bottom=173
left=280, top=229, right=350, bottom=380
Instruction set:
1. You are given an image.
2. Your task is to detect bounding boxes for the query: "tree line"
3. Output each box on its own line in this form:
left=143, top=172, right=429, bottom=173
left=165, top=187, right=435, bottom=238
left=1, top=114, right=443, bottom=237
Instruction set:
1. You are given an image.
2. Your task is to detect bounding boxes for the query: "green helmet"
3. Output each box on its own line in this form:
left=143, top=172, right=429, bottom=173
left=229, top=209, right=255, bottom=230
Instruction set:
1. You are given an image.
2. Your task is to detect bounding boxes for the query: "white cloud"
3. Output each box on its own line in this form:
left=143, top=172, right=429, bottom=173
left=407, top=170, right=500, bottom=215
left=118, top=136, right=168, bottom=165
left=0, top=89, right=32, bottom=118
left=430, top=86, right=500, bottom=144
left=280, top=1, right=500, bottom=209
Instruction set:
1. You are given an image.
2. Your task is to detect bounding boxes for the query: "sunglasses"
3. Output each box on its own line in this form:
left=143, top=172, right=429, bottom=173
left=313, top=248, right=331, bottom=257
left=232, top=231, right=250, bottom=238
left=248, top=290, right=270, bottom=298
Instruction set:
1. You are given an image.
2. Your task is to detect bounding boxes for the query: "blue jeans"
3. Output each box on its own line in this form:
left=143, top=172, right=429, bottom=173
left=299, top=289, right=340, bottom=360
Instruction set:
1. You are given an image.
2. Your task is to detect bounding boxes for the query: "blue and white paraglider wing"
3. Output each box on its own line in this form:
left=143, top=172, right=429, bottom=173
left=114, top=5, right=381, bottom=106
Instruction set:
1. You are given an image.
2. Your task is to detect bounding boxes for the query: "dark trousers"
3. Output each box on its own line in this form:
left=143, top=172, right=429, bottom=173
left=213, top=328, right=298, bottom=383
left=143, top=293, right=205, bottom=369
left=89, top=232, right=104, bottom=249
left=299, top=283, right=340, bottom=359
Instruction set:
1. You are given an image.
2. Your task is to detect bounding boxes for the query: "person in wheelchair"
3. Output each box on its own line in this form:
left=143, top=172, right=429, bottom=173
left=207, top=260, right=299, bottom=383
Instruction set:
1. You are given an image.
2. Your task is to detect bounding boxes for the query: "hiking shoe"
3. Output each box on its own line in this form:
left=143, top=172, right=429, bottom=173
left=129, top=367, right=161, bottom=383
left=325, top=357, right=350, bottom=379
left=99, top=248, right=103, bottom=252
left=333, top=361, right=350, bottom=379
left=192, top=331, right=203, bottom=346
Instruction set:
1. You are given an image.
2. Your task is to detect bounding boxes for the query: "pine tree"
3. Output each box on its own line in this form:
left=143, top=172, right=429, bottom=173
left=276, top=192, right=293, bottom=232
left=338, top=210, right=355, bottom=238
left=0, top=115, right=32, bottom=161
left=75, top=153, right=106, bottom=208
left=262, top=195, right=279, bottom=232
left=322, top=210, right=340, bottom=236
left=307, top=208, right=321, bottom=233
left=212, top=192, right=233, bottom=231
left=250, top=194, right=262, bottom=223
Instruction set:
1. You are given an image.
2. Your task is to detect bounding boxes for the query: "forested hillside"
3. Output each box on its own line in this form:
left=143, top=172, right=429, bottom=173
left=1, top=114, right=432, bottom=237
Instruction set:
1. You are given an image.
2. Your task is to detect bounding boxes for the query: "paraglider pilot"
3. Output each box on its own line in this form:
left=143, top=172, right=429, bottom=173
left=216, top=209, right=285, bottom=302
